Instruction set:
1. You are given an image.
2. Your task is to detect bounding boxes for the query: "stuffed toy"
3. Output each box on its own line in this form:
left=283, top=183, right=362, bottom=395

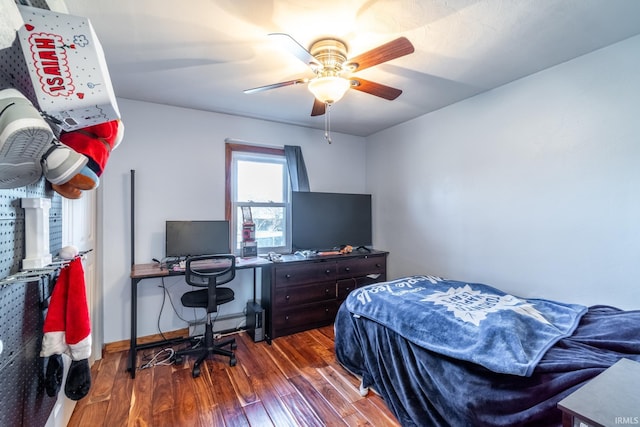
left=41, top=245, right=92, bottom=400
left=41, top=119, right=124, bottom=199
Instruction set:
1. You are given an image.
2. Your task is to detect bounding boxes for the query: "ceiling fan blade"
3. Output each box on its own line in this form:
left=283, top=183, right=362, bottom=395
left=350, top=78, right=403, bottom=100
left=269, top=33, right=321, bottom=68
left=346, top=37, right=415, bottom=72
left=311, top=98, right=326, bottom=116
left=244, top=78, right=308, bottom=94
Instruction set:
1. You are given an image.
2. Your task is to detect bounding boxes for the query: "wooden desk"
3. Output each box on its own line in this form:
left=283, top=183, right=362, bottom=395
left=557, top=358, right=640, bottom=427
left=127, top=258, right=271, bottom=378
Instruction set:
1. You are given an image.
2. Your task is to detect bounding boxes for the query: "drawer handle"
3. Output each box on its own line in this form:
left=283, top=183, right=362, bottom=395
left=375, top=263, right=381, bottom=268
left=325, top=288, right=330, bottom=294
left=285, top=274, right=291, bottom=279
left=285, top=295, right=290, bottom=300
left=325, top=308, right=329, bottom=313
left=345, top=287, right=351, bottom=292
left=285, top=315, right=289, bottom=321
left=345, top=267, right=350, bottom=272
left=325, top=269, right=331, bottom=274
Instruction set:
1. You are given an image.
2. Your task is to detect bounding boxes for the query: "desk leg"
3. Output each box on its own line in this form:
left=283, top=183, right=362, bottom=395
left=253, top=268, right=257, bottom=303
left=128, top=277, right=138, bottom=378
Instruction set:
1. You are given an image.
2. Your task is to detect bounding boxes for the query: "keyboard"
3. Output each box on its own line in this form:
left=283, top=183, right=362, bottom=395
left=165, top=258, right=233, bottom=274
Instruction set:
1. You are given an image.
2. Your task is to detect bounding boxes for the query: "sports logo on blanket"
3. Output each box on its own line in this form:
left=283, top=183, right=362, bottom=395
left=422, top=284, right=551, bottom=327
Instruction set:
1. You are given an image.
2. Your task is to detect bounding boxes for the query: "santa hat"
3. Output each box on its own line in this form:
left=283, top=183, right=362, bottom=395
left=41, top=254, right=92, bottom=400
left=58, top=119, right=124, bottom=180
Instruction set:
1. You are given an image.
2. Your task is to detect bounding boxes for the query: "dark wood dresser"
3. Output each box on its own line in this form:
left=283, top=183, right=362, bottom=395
left=261, top=250, right=388, bottom=341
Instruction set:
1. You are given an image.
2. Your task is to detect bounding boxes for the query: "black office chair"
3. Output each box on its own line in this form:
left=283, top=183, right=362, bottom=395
left=173, top=254, right=237, bottom=377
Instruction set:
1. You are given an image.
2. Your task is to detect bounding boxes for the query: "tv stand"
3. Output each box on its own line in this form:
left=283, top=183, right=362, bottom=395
left=261, top=250, right=388, bottom=342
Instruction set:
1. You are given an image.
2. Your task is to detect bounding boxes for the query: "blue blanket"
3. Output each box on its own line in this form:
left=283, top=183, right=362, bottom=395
left=345, top=275, right=587, bottom=376
left=335, top=303, right=640, bottom=426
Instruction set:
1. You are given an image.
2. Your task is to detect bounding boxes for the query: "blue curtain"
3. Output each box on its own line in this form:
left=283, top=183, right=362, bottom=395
left=284, top=145, right=310, bottom=192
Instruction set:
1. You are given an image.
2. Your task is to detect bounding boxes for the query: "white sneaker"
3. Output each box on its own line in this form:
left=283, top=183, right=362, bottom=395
left=41, top=144, right=88, bottom=185
left=0, top=88, right=54, bottom=188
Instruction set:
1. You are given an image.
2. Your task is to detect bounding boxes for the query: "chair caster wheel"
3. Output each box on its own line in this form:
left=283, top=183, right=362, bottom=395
left=231, top=342, right=237, bottom=350
left=174, top=355, right=183, bottom=365
left=192, top=366, right=201, bottom=378
left=229, top=357, right=237, bottom=367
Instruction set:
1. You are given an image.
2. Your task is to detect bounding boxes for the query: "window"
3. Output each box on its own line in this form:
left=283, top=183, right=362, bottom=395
left=225, top=143, right=290, bottom=254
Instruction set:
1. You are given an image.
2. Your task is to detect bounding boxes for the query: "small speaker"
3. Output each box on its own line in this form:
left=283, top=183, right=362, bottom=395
left=246, top=301, right=265, bottom=342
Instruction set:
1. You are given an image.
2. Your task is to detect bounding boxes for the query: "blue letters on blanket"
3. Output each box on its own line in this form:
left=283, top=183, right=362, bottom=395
left=344, top=276, right=587, bottom=376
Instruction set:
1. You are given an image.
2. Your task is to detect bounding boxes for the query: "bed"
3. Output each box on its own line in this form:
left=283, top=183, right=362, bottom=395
left=334, top=275, right=640, bottom=426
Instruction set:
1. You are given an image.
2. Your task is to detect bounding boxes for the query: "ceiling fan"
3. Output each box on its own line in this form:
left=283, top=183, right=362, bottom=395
left=244, top=33, right=415, bottom=116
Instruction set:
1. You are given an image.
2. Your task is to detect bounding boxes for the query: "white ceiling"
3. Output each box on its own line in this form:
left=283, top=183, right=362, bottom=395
left=63, top=0, right=640, bottom=137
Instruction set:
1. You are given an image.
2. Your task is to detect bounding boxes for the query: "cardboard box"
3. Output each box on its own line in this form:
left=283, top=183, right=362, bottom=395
left=16, top=5, right=120, bottom=131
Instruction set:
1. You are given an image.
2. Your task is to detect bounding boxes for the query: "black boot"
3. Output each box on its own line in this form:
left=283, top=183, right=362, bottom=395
left=65, top=358, right=92, bottom=400
left=44, top=354, right=64, bottom=397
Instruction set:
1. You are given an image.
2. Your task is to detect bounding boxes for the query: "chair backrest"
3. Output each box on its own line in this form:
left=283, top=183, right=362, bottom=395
left=185, top=254, right=236, bottom=287
left=185, top=254, right=236, bottom=313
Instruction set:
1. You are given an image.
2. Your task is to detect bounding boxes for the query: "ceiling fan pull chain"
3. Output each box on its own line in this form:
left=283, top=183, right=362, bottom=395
left=324, top=102, right=332, bottom=144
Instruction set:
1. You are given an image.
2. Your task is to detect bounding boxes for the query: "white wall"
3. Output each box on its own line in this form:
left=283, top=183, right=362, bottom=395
left=367, top=35, right=640, bottom=310
left=100, top=101, right=367, bottom=344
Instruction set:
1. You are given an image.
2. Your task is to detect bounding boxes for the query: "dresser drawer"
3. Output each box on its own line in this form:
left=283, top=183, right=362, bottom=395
left=274, top=282, right=335, bottom=306
left=272, top=302, right=338, bottom=331
left=336, top=255, right=386, bottom=279
left=336, top=275, right=384, bottom=300
left=274, top=262, right=336, bottom=288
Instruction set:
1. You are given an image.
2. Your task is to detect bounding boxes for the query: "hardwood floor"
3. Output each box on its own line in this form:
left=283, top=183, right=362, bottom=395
left=68, top=325, right=401, bottom=426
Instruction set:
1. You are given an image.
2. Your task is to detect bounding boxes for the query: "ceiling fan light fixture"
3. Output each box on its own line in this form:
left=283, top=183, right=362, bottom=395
left=308, top=76, right=350, bottom=104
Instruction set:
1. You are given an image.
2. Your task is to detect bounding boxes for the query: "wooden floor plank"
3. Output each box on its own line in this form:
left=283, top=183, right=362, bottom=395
left=103, top=352, right=134, bottom=426
left=329, top=360, right=364, bottom=390
left=151, top=363, right=174, bottom=414
left=342, top=411, right=376, bottom=427
left=289, top=374, right=347, bottom=425
left=172, top=367, right=204, bottom=427
left=250, top=375, right=299, bottom=427
left=151, top=409, right=177, bottom=427
left=67, top=329, right=400, bottom=427
left=367, top=393, right=400, bottom=422
left=233, top=332, right=270, bottom=377
left=191, top=363, right=225, bottom=426
left=280, top=391, right=326, bottom=427
left=307, top=327, right=339, bottom=363
left=252, top=346, right=297, bottom=397
left=73, top=400, right=110, bottom=427
left=353, top=395, right=401, bottom=427
left=127, top=363, right=154, bottom=427
left=224, top=349, right=259, bottom=406
left=307, top=368, right=359, bottom=419
left=88, top=352, right=119, bottom=404
left=317, top=364, right=364, bottom=403
left=283, top=333, right=328, bottom=368
left=293, top=328, right=336, bottom=365
left=211, top=366, right=250, bottom=426
left=243, top=401, right=277, bottom=427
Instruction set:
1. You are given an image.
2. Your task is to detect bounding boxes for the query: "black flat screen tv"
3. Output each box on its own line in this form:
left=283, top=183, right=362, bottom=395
left=165, top=220, right=230, bottom=257
left=291, top=191, right=372, bottom=251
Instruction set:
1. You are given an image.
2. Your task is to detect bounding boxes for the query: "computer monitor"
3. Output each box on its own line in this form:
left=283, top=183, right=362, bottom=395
left=165, top=220, right=230, bottom=258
